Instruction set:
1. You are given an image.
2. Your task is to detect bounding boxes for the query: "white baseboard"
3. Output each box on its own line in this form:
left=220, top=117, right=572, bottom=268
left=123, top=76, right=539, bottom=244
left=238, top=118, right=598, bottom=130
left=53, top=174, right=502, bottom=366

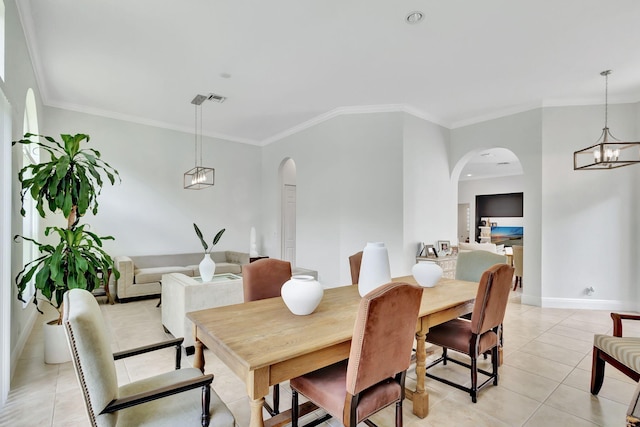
left=540, top=297, right=637, bottom=311
left=10, top=309, right=38, bottom=380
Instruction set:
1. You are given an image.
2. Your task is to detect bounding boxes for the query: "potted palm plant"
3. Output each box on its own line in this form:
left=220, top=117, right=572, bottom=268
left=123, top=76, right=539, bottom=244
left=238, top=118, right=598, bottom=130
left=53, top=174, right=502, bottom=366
left=13, top=133, right=120, bottom=363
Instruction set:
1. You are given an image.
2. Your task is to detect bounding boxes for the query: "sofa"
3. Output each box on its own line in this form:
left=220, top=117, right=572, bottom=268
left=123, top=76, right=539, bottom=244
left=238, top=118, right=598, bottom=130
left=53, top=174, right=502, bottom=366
left=114, top=251, right=250, bottom=301
left=458, top=242, right=499, bottom=253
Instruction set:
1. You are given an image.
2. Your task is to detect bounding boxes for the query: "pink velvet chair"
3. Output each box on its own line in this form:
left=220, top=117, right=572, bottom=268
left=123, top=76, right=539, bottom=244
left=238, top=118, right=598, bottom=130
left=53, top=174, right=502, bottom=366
left=242, top=258, right=292, bottom=415
left=290, top=282, right=423, bottom=427
left=425, top=263, right=513, bottom=402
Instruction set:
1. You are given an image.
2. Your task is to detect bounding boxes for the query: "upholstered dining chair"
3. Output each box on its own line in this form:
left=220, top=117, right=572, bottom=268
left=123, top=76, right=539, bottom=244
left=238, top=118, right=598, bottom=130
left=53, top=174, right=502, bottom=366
left=455, top=250, right=508, bottom=282
left=591, top=312, right=640, bottom=395
left=348, top=251, right=363, bottom=285
left=290, top=282, right=423, bottom=427
left=511, top=245, right=523, bottom=290
left=425, top=263, right=514, bottom=403
left=63, top=288, right=234, bottom=427
left=242, top=257, right=292, bottom=415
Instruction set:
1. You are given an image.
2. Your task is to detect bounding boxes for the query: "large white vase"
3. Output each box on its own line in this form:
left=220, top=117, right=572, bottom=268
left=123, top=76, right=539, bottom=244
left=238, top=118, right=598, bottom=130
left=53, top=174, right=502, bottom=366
left=281, top=275, right=324, bottom=315
left=412, top=261, right=443, bottom=288
left=199, top=253, right=216, bottom=282
left=44, top=319, right=71, bottom=364
left=358, top=242, right=391, bottom=297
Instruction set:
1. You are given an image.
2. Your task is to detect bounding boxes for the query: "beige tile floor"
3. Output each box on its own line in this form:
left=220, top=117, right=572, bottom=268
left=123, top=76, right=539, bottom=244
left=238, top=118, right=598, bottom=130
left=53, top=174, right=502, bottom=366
left=1, top=290, right=638, bottom=427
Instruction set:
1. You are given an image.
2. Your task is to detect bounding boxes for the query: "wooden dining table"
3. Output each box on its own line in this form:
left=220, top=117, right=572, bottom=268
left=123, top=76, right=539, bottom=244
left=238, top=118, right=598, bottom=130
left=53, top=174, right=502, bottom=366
left=187, top=276, right=478, bottom=427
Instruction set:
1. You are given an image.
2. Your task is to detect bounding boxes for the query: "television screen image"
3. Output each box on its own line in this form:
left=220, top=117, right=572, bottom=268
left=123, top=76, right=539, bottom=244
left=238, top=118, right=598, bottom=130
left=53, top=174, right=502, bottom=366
left=490, top=226, right=523, bottom=246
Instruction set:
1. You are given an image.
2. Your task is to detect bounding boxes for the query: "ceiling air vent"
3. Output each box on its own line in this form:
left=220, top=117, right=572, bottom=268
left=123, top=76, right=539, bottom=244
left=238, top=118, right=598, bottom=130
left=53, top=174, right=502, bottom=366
left=497, top=162, right=510, bottom=166
left=207, top=93, right=226, bottom=103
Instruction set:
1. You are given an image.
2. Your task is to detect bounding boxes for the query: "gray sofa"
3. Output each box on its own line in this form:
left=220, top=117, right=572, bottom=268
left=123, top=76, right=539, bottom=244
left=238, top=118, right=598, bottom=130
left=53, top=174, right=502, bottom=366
left=114, top=251, right=249, bottom=301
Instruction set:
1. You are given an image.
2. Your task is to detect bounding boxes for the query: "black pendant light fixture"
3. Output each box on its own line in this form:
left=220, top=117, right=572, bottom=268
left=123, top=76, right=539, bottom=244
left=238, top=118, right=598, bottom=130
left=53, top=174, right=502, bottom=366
left=573, top=70, right=640, bottom=170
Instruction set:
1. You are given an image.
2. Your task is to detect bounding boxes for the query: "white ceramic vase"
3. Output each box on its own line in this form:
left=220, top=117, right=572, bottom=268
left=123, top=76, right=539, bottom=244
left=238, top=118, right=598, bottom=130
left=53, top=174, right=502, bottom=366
left=281, top=275, right=324, bottom=315
left=44, top=319, right=71, bottom=364
left=199, top=253, right=216, bottom=282
left=358, top=242, right=391, bottom=297
left=412, top=261, right=443, bottom=288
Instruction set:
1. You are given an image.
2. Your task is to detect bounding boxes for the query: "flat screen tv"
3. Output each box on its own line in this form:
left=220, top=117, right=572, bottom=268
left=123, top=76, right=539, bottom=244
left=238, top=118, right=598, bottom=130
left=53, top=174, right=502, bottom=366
left=491, top=226, right=523, bottom=246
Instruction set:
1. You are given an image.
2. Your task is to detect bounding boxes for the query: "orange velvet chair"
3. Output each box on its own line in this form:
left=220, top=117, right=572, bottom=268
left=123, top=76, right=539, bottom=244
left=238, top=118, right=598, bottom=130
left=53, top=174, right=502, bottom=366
left=242, top=258, right=292, bottom=415
left=348, top=251, right=363, bottom=285
left=290, top=282, right=423, bottom=427
left=425, top=263, right=513, bottom=402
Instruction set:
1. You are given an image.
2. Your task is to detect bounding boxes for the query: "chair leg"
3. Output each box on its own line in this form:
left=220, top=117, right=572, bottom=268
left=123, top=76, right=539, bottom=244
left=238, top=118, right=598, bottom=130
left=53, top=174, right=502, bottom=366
left=591, top=347, right=606, bottom=395
left=492, top=346, right=499, bottom=385
left=201, top=384, right=211, bottom=427
left=395, top=399, right=403, bottom=427
left=470, top=356, right=478, bottom=403
left=291, top=389, right=299, bottom=427
left=442, top=347, right=448, bottom=365
left=273, top=384, right=280, bottom=414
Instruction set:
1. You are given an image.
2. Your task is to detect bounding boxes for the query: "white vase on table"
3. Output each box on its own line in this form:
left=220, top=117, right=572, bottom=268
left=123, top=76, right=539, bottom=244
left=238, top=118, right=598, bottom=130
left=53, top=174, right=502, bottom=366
left=281, top=275, right=324, bottom=315
left=199, top=253, right=216, bottom=282
left=412, top=261, right=443, bottom=288
left=358, top=242, right=391, bottom=297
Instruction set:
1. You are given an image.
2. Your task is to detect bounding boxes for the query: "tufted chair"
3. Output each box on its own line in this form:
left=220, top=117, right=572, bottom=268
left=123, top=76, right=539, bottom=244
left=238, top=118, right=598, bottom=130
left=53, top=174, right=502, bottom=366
left=591, top=313, right=640, bottom=396
left=290, top=282, right=423, bottom=427
left=348, top=251, right=363, bottom=285
left=63, top=288, right=234, bottom=427
left=425, top=263, right=514, bottom=403
left=242, top=257, right=292, bottom=415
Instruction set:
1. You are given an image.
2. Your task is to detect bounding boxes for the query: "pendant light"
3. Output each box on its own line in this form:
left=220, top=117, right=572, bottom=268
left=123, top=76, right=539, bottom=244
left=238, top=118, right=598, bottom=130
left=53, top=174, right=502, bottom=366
left=184, top=94, right=215, bottom=189
left=573, top=70, right=640, bottom=170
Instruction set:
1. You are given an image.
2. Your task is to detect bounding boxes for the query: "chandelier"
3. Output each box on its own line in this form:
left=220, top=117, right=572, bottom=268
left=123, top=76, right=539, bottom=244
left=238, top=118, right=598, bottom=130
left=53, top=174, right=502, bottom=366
left=184, top=94, right=215, bottom=189
left=573, top=70, right=640, bottom=170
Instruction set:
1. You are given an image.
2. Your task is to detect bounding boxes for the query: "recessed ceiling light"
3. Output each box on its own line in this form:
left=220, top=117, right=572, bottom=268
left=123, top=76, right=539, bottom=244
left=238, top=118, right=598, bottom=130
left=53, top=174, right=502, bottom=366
left=466, top=174, right=473, bottom=177
left=219, top=72, right=231, bottom=79
left=405, top=11, right=424, bottom=24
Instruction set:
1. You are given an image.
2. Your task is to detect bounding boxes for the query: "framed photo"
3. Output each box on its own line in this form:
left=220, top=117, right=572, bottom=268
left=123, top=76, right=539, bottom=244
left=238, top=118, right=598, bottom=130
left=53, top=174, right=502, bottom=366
left=437, top=240, right=451, bottom=256
left=451, top=245, right=458, bottom=256
left=424, top=244, right=438, bottom=258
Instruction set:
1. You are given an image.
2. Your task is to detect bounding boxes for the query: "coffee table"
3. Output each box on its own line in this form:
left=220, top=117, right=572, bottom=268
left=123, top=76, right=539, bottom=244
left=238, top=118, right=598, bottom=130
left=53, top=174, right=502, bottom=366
left=161, top=272, right=244, bottom=353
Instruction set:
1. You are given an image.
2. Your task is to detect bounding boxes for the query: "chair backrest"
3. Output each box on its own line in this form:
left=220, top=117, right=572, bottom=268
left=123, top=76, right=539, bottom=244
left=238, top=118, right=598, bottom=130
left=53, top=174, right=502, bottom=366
left=470, top=263, right=514, bottom=336
left=455, top=250, right=507, bottom=282
left=348, top=251, right=363, bottom=285
left=242, top=258, right=292, bottom=302
left=63, top=289, right=118, bottom=427
left=512, top=245, right=523, bottom=276
left=346, top=282, right=423, bottom=395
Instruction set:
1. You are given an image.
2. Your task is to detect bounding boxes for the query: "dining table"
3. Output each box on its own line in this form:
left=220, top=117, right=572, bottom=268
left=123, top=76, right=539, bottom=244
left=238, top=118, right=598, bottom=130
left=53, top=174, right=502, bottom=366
left=187, top=275, right=479, bottom=427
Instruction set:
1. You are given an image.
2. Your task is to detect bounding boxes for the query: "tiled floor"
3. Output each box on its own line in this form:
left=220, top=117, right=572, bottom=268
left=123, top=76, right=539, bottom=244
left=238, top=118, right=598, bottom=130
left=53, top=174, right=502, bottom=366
left=1, top=290, right=638, bottom=426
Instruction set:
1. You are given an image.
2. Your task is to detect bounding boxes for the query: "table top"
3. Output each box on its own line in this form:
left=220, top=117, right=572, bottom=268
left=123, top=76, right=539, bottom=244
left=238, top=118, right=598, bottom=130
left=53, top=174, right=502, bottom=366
left=186, top=276, right=478, bottom=372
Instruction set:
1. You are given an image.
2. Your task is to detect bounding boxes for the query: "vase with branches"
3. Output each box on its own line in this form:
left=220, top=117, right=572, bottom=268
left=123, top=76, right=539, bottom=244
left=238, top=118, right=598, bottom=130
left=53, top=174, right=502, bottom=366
left=193, top=223, right=225, bottom=281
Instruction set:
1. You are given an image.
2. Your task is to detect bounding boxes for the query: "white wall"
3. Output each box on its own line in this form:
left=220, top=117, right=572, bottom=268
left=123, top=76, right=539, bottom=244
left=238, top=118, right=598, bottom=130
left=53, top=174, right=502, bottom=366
left=261, top=113, right=406, bottom=287
left=458, top=175, right=525, bottom=242
left=541, top=103, right=639, bottom=310
left=402, top=113, right=455, bottom=273
left=42, top=107, right=262, bottom=257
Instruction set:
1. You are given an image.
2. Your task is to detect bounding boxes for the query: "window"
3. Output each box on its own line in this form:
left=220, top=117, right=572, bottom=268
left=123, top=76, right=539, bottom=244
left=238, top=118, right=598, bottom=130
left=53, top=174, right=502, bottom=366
left=20, top=89, right=39, bottom=307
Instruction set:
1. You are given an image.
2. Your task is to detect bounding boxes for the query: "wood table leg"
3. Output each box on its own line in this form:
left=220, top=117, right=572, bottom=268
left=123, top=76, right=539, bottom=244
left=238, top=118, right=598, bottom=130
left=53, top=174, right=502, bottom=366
left=410, top=328, right=429, bottom=418
left=250, top=398, right=266, bottom=427
left=194, top=339, right=205, bottom=373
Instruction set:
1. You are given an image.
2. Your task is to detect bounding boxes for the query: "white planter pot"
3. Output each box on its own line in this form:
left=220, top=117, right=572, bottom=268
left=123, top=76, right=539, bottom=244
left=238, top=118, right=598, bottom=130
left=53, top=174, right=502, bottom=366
left=281, top=275, right=324, bottom=315
left=44, top=319, right=71, bottom=364
left=412, top=261, right=443, bottom=288
left=358, top=242, right=391, bottom=297
left=199, top=254, right=216, bottom=282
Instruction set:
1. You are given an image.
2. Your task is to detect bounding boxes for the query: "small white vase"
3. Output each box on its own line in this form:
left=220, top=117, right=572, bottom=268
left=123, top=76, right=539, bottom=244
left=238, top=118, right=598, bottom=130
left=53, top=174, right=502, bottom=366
left=44, top=319, right=71, bottom=364
left=199, top=254, right=216, bottom=282
left=412, top=261, right=443, bottom=288
left=358, top=242, right=391, bottom=297
left=281, top=275, right=324, bottom=315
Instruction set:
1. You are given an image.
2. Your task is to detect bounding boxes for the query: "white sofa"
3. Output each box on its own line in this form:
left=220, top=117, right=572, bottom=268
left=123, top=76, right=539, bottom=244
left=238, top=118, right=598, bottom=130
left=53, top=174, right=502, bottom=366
left=114, top=251, right=249, bottom=302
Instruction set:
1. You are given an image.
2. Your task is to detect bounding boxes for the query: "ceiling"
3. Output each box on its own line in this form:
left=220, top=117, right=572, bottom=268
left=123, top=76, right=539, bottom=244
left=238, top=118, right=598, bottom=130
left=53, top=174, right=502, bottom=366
left=17, top=1, right=640, bottom=148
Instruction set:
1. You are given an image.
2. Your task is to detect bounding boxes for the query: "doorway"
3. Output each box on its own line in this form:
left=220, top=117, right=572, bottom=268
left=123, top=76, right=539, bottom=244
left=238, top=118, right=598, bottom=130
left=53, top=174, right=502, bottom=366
left=280, top=159, right=296, bottom=266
